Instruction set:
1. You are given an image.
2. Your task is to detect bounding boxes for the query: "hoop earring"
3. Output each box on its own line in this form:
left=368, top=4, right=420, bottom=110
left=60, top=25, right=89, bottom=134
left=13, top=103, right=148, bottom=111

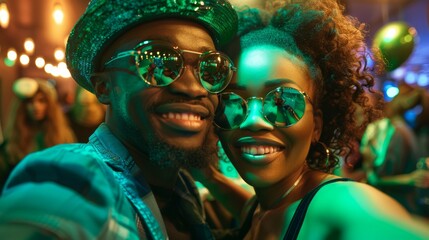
left=317, top=141, right=330, bottom=165
left=308, top=141, right=330, bottom=167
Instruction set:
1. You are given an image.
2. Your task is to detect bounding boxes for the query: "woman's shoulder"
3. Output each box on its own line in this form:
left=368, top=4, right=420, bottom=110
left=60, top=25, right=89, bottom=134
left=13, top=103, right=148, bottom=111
left=305, top=177, right=429, bottom=238
left=311, top=176, right=396, bottom=208
left=300, top=175, right=409, bottom=223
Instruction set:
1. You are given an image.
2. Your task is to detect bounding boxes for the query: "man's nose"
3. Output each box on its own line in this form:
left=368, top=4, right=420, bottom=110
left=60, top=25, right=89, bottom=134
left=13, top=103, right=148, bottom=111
left=168, top=66, right=208, bottom=98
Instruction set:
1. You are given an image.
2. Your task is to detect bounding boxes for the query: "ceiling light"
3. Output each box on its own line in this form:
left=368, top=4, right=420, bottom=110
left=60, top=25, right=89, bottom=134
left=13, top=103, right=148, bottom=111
left=19, top=54, right=30, bottom=66
left=0, top=3, right=10, bottom=28
left=24, top=38, right=35, bottom=55
left=53, top=2, right=64, bottom=24
left=54, top=48, right=65, bottom=61
left=7, top=48, right=17, bottom=61
left=35, top=57, right=46, bottom=68
left=0, top=3, right=9, bottom=28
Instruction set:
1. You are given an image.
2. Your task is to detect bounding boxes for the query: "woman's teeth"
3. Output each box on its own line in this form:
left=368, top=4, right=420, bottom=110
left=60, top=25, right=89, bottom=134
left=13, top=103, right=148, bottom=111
left=241, top=145, right=282, bottom=155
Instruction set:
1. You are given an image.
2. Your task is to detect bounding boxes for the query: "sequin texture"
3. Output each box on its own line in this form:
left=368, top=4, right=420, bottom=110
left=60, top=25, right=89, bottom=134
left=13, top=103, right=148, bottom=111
left=66, top=0, right=238, bottom=93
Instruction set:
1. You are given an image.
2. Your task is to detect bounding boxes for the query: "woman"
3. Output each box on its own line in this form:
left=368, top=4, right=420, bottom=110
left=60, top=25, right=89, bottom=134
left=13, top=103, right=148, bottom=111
left=214, top=0, right=428, bottom=239
left=0, top=78, right=76, bottom=188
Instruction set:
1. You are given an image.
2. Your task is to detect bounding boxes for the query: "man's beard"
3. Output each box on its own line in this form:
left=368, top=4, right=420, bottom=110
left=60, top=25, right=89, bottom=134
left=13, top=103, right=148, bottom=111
left=146, top=130, right=219, bottom=170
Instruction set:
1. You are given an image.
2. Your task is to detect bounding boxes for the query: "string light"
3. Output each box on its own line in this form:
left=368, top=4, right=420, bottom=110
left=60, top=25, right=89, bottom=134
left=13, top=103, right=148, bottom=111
left=58, top=62, right=71, bottom=78
left=24, top=38, right=35, bottom=55
left=44, top=63, right=54, bottom=74
left=51, top=66, right=60, bottom=77
left=0, top=1, right=73, bottom=79
left=35, top=57, right=46, bottom=68
left=53, top=1, right=64, bottom=24
left=6, top=48, right=17, bottom=61
left=0, top=2, right=9, bottom=28
left=54, top=48, right=65, bottom=61
left=19, top=54, right=30, bottom=66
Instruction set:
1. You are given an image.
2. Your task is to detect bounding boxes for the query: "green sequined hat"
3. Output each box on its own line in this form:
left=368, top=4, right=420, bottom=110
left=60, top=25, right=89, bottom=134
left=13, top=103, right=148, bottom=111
left=66, top=0, right=238, bottom=92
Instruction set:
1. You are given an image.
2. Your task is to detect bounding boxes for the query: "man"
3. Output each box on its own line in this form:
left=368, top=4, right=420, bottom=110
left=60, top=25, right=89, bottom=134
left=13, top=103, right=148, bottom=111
left=0, top=0, right=238, bottom=239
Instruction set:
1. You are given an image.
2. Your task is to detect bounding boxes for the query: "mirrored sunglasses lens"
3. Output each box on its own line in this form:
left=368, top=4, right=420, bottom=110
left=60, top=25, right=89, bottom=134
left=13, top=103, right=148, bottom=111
left=135, top=45, right=182, bottom=86
left=200, top=53, right=232, bottom=93
left=264, top=87, right=306, bottom=127
left=215, top=93, right=247, bottom=129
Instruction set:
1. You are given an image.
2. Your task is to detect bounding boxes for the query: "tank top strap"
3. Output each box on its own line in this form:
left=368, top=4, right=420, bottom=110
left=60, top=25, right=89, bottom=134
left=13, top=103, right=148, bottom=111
left=284, top=178, right=352, bottom=240
left=238, top=197, right=259, bottom=239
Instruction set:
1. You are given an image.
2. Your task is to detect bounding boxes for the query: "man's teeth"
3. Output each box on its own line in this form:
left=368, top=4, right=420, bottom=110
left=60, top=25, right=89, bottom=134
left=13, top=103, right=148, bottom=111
left=162, top=112, right=202, bottom=121
left=241, top=145, right=282, bottom=155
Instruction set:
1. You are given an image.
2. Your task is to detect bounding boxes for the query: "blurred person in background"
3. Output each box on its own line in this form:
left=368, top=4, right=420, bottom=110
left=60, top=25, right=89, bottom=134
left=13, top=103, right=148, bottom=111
left=361, top=82, right=429, bottom=219
left=0, top=78, right=76, bottom=189
left=333, top=93, right=383, bottom=181
left=412, top=86, right=429, bottom=218
left=67, top=85, right=106, bottom=143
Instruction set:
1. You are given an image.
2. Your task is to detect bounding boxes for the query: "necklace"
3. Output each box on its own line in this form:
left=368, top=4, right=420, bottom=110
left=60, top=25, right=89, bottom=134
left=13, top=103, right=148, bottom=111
left=275, top=172, right=303, bottom=206
left=266, top=171, right=305, bottom=209
left=257, top=172, right=304, bottom=220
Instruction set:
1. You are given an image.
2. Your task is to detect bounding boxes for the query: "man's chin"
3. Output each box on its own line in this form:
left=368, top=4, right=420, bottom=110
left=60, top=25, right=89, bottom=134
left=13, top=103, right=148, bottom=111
left=146, top=122, right=219, bottom=169
left=147, top=137, right=217, bottom=170
left=163, top=135, right=206, bottom=150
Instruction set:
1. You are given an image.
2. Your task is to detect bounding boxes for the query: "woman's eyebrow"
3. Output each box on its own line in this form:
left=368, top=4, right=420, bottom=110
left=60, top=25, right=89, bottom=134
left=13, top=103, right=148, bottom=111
left=264, top=78, right=295, bottom=87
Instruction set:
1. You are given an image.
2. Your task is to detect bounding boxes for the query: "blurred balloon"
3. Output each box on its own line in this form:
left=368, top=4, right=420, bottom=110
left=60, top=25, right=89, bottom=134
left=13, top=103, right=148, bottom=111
left=373, top=21, right=417, bottom=72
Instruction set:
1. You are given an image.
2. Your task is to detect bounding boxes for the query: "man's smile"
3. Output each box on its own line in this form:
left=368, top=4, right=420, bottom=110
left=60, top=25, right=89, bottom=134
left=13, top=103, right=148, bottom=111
left=156, top=103, right=211, bottom=132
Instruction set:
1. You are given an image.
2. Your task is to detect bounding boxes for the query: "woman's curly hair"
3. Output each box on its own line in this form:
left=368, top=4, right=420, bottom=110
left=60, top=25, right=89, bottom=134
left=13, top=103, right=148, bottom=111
left=226, top=0, right=385, bottom=172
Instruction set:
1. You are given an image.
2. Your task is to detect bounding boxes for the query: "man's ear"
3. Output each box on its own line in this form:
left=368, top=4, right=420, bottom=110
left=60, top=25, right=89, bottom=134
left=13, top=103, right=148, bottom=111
left=91, top=73, right=111, bottom=104
left=312, top=109, right=323, bottom=142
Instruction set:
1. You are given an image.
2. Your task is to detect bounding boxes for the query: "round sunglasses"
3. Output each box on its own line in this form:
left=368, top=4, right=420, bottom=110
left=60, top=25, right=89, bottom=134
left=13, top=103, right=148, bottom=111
left=103, top=40, right=236, bottom=93
left=214, top=86, right=313, bottom=129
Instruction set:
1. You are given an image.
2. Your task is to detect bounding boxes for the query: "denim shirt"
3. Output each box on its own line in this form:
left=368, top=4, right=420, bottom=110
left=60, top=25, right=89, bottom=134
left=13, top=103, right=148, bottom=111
left=89, top=124, right=168, bottom=240
left=0, top=124, right=212, bottom=239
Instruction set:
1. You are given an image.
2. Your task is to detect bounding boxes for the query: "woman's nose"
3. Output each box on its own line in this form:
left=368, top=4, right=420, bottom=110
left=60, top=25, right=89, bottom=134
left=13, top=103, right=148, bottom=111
left=240, top=97, right=274, bottom=131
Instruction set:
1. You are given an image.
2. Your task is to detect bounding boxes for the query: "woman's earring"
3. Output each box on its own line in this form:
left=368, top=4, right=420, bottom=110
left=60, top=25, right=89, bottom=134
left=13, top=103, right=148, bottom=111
left=308, top=141, right=331, bottom=169
left=317, top=141, right=330, bottom=165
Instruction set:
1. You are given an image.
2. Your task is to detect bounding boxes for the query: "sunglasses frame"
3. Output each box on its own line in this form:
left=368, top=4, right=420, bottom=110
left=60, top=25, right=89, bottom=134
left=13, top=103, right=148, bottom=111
left=214, top=86, right=314, bottom=129
left=103, top=40, right=236, bottom=93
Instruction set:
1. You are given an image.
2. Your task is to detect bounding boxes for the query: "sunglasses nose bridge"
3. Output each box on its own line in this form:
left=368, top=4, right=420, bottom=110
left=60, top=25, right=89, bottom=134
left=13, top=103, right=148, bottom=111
left=169, top=65, right=209, bottom=97
left=239, top=97, right=274, bottom=131
left=177, top=51, right=211, bottom=94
